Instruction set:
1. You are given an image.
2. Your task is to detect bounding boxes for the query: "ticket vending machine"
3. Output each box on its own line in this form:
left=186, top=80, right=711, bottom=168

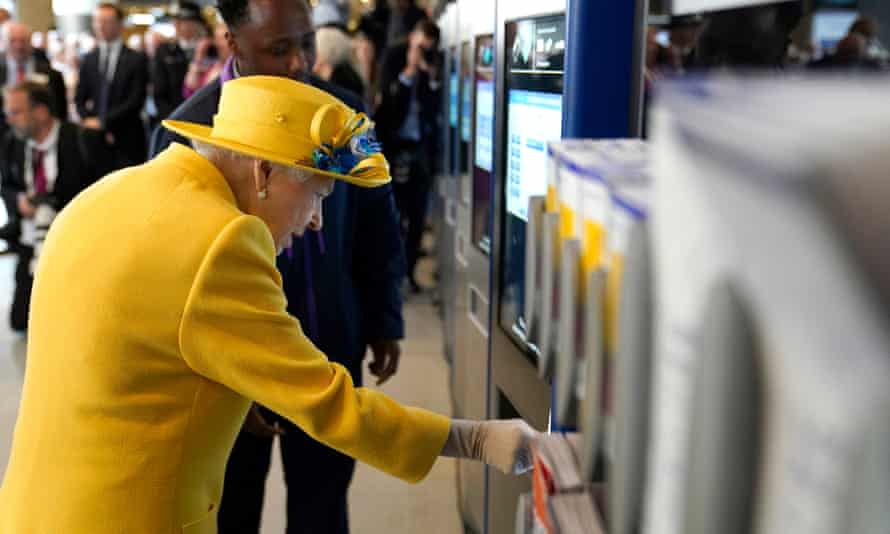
left=450, top=1, right=496, bottom=532
left=649, top=77, right=890, bottom=534
left=434, top=4, right=462, bottom=369
left=488, top=0, right=646, bottom=531
left=488, top=4, right=566, bottom=532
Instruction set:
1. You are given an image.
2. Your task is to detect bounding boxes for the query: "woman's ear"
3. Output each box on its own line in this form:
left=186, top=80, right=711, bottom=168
left=252, top=159, right=273, bottom=195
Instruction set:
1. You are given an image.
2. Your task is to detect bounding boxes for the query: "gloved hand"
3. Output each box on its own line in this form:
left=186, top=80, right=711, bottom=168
left=439, top=419, right=539, bottom=475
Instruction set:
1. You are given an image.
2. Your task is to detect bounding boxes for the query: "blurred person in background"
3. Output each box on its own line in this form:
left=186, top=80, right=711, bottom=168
left=313, top=0, right=364, bottom=98
left=849, top=17, right=888, bottom=65
left=144, top=29, right=167, bottom=61
left=374, top=19, right=441, bottom=294
left=391, top=0, right=427, bottom=43
left=183, top=22, right=231, bottom=98
left=0, top=22, right=68, bottom=127
left=76, top=2, right=149, bottom=167
left=153, top=1, right=208, bottom=120
left=694, top=2, right=803, bottom=69
left=150, top=0, right=408, bottom=532
left=0, top=82, right=111, bottom=331
left=144, top=29, right=168, bottom=132
left=353, top=20, right=380, bottom=108
left=810, top=31, right=881, bottom=70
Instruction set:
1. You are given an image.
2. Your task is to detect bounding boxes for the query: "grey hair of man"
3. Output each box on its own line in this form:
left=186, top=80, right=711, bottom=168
left=191, top=140, right=311, bottom=182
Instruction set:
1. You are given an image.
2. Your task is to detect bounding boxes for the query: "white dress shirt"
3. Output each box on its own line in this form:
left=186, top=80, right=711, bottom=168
left=5, top=56, right=34, bottom=87
left=21, top=120, right=61, bottom=247
left=24, top=119, right=61, bottom=195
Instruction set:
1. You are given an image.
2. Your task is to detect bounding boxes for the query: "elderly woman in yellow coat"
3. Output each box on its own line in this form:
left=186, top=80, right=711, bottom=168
left=0, top=76, right=537, bottom=533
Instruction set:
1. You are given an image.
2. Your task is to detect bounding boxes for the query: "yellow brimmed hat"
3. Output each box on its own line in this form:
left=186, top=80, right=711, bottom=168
left=162, top=76, right=390, bottom=188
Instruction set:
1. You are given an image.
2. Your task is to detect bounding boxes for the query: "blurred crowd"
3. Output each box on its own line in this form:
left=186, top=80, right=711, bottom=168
left=0, top=0, right=436, bottom=156
left=0, top=0, right=444, bottom=331
left=645, top=11, right=889, bottom=81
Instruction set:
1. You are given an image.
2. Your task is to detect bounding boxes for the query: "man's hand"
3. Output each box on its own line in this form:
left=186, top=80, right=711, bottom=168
left=403, top=44, right=422, bottom=79
left=82, top=117, right=102, bottom=130
left=194, top=37, right=212, bottom=64
left=242, top=403, right=285, bottom=438
left=16, top=193, right=35, bottom=219
left=368, top=339, right=402, bottom=385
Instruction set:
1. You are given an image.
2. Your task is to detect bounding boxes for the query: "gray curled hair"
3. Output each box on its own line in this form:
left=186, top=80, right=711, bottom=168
left=191, top=140, right=311, bottom=182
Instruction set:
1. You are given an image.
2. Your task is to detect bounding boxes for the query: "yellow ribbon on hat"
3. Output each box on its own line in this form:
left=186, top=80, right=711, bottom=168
left=309, top=104, right=390, bottom=181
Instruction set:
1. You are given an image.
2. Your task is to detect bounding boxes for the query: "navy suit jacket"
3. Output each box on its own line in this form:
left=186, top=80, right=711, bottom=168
left=150, top=76, right=407, bottom=379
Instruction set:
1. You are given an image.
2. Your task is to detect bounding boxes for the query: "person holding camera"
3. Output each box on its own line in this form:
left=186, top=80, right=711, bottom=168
left=153, top=1, right=208, bottom=121
left=183, top=22, right=230, bottom=99
left=2, top=81, right=112, bottom=332
left=373, top=19, right=441, bottom=294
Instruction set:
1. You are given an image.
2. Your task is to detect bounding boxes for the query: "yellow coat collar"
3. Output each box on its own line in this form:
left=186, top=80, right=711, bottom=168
left=156, top=142, right=239, bottom=208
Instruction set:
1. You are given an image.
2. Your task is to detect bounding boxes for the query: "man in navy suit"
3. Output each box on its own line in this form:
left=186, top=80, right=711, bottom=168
left=76, top=3, right=148, bottom=167
left=150, top=1, right=407, bottom=532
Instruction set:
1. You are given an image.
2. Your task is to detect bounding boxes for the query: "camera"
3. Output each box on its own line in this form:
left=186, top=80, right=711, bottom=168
left=422, top=47, right=438, bottom=65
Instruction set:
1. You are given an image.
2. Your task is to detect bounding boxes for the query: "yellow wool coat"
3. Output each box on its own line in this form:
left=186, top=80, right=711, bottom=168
left=0, top=143, right=451, bottom=533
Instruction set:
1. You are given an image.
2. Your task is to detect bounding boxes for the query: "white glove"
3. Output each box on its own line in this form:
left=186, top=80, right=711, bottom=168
left=440, top=419, right=539, bottom=475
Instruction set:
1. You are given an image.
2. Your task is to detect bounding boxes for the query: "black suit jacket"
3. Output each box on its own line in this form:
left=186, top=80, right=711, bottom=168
left=149, top=75, right=406, bottom=371
left=0, top=122, right=113, bottom=235
left=151, top=41, right=190, bottom=121
left=373, top=42, right=442, bottom=159
left=75, top=45, right=148, bottom=165
left=0, top=53, right=68, bottom=124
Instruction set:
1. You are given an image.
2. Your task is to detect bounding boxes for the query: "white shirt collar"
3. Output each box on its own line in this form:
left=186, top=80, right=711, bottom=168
left=27, top=120, right=61, bottom=153
left=7, top=55, right=32, bottom=73
left=100, top=39, right=123, bottom=53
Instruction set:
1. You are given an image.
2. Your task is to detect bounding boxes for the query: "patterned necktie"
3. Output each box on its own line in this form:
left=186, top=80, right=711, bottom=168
left=15, top=61, right=25, bottom=83
left=32, top=148, right=47, bottom=195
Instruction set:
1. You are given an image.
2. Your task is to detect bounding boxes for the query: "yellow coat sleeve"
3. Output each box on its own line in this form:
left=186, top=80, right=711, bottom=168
left=179, top=214, right=450, bottom=483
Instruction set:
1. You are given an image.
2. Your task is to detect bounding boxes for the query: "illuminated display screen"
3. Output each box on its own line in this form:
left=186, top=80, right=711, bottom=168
left=472, top=35, right=495, bottom=253
left=460, top=41, right=472, bottom=175
left=812, top=10, right=859, bottom=55
left=499, top=14, right=565, bottom=349
left=449, top=48, right=459, bottom=175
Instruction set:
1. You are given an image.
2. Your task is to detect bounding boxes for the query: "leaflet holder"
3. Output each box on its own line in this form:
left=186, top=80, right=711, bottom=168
left=554, top=237, right=583, bottom=427
left=537, top=210, right=563, bottom=378
left=608, top=221, right=654, bottom=534
left=524, top=195, right=547, bottom=346
left=681, top=279, right=762, bottom=534
left=578, top=267, right=607, bottom=483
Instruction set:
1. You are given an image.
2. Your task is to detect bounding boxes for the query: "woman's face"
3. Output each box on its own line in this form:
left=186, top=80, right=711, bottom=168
left=252, top=162, right=336, bottom=253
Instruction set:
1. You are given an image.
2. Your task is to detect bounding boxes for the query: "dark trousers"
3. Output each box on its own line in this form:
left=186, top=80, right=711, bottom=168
left=391, top=144, right=432, bottom=280
left=10, top=246, right=33, bottom=332
left=218, top=351, right=361, bottom=534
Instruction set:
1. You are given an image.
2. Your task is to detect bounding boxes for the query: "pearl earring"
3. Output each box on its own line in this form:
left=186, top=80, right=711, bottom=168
left=258, top=189, right=268, bottom=200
